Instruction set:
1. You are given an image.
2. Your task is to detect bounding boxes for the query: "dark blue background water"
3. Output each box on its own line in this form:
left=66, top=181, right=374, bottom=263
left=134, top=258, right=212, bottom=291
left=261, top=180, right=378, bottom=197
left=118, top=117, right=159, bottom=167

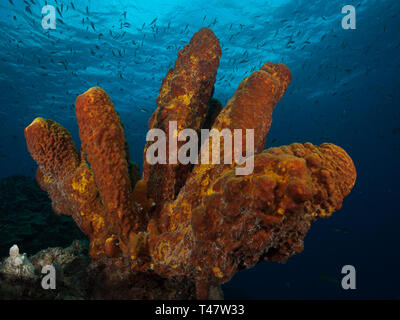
left=0, top=0, right=399, bottom=299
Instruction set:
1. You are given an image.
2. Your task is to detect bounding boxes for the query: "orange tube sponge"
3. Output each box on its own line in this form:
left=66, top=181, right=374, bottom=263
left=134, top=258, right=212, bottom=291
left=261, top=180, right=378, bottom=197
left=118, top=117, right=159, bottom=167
left=24, top=118, right=110, bottom=255
left=150, top=142, right=356, bottom=283
left=24, top=117, right=79, bottom=181
left=24, top=93, right=145, bottom=259
left=24, top=27, right=357, bottom=300
left=211, top=62, right=292, bottom=154
left=142, top=27, right=222, bottom=215
left=75, top=87, right=140, bottom=239
left=145, top=59, right=355, bottom=293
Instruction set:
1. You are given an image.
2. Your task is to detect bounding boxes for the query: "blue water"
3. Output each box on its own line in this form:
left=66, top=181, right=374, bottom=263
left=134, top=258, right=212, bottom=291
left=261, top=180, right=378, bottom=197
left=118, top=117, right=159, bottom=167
left=0, top=0, right=399, bottom=299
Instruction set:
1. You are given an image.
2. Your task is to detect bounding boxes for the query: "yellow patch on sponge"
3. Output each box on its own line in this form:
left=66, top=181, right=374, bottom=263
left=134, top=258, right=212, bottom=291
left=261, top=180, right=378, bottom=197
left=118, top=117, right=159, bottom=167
left=71, top=173, right=90, bottom=194
left=212, top=266, right=223, bottom=278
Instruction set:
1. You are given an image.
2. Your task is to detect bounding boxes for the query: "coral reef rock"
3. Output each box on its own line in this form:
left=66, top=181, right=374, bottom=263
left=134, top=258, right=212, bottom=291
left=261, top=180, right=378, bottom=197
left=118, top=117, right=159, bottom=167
left=23, top=27, right=357, bottom=299
left=0, top=241, right=203, bottom=300
left=0, top=244, right=35, bottom=280
left=0, top=241, right=89, bottom=299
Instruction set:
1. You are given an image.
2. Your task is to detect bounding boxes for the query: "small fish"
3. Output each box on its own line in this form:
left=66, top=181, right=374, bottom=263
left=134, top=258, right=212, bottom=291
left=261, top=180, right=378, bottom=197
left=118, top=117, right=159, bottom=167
left=392, top=128, right=400, bottom=135
left=140, top=108, right=149, bottom=113
left=331, top=226, right=350, bottom=234
left=319, top=274, right=340, bottom=285
left=25, top=6, right=32, bottom=15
